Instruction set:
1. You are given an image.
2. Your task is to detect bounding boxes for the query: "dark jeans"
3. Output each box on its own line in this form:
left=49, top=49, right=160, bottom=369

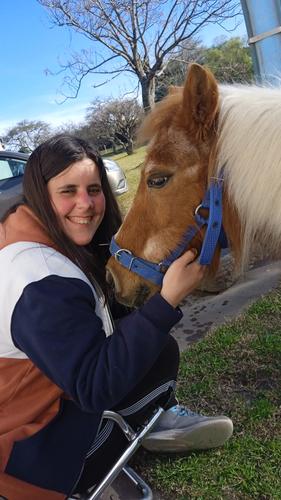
left=75, top=334, right=180, bottom=493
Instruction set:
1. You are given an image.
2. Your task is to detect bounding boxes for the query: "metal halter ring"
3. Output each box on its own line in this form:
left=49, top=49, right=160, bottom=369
left=194, top=204, right=202, bottom=216
left=114, top=248, right=136, bottom=271
left=114, top=248, right=132, bottom=261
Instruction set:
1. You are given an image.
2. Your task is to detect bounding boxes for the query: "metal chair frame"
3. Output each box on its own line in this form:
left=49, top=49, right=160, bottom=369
left=68, top=406, right=164, bottom=500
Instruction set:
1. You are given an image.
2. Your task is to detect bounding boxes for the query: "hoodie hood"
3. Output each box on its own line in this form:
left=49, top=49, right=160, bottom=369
left=0, top=205, right=53, bottom=251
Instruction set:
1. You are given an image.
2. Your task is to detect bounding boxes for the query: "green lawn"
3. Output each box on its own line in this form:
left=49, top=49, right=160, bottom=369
left=110, top=148, right=281, bottom=499
left=111, top=147, right=146, bottom=214
left=133, top=291, right=281, bottom=499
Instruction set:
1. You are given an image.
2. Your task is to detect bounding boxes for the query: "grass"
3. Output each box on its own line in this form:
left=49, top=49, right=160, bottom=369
left=111, top=146, right=146, bottom=214
left=132, top=291, right=281, bottom=499
left=110, top=148, right=281, bottom=498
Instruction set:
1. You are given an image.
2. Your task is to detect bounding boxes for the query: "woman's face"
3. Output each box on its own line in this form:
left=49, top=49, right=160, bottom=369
left=47, top=157, right=106, bottom=246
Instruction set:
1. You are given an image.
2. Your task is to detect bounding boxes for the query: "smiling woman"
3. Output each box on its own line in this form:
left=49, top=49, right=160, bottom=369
left=0, top=151, right=127, bottom=221
left=0, top=134, right=232, bottom=500
left=47, top=158, right=106, bottom=246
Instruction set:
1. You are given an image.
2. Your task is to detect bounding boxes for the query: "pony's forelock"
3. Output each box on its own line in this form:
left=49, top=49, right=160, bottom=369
left=137, top=90, right=183, bottom=144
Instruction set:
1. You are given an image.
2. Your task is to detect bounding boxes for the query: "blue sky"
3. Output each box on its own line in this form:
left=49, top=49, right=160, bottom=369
left=0, top=0, right=246, bottom=136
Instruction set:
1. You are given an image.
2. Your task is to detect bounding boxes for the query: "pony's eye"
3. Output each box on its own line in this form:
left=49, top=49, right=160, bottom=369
left=147, top=176, right=170, bottom=188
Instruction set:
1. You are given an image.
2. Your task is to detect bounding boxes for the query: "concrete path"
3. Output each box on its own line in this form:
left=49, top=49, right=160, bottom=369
left=98, top=258, right=281, bottom=499
left=173, top=259, right=281, bottom=351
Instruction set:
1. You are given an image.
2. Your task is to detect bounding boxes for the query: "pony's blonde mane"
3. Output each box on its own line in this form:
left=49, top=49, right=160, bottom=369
left=216, top=84, right=281, bottom=267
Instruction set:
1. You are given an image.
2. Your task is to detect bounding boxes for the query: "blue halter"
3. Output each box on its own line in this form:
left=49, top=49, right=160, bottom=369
left=109, top=174, right=228, bottom=286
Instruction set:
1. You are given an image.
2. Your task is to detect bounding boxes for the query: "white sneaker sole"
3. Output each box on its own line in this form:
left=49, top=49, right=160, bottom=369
left=142, top=418, right=233, bottom=452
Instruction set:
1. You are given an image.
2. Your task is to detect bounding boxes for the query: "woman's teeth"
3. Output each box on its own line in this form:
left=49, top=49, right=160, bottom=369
left=69, top=217, right=92, bottom=225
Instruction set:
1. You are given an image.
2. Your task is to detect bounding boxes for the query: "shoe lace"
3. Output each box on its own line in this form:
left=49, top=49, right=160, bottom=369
left=170, top=405, right=199, bottom=417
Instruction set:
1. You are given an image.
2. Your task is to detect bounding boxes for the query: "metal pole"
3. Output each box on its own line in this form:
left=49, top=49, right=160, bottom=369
left=240, top=0, right=281, bottom=83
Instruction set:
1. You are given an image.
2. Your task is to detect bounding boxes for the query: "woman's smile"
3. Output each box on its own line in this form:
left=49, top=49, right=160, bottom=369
left=67, top=216, right=94, bottom=225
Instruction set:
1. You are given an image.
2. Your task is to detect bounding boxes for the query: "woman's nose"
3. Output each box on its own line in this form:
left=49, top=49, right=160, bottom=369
left=77, top=191, right=93, bottom=208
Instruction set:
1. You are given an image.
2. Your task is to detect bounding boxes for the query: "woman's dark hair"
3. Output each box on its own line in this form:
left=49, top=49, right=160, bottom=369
left=22, top=134, right=122, bottom=295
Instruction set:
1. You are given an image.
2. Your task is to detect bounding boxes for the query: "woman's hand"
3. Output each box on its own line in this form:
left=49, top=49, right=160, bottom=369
left=160, top=249, right=206, bottom=308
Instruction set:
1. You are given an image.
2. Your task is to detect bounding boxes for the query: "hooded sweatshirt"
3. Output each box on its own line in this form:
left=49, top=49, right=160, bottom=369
left=0, top=205, right=182, bottom=499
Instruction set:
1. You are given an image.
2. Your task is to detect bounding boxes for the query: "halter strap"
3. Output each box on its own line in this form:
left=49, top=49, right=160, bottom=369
left=109, top=239, right=165, bottom=286
left=109, top=174, right=228, bottom=286
left=197, top=174, right=226, bottom=264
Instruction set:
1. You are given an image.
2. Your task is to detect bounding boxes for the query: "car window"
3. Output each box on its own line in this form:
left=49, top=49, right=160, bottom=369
left=0, top=158, right=26, bottom=180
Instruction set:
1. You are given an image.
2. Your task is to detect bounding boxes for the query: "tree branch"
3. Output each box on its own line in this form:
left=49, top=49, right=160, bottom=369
left=38, top=0, right=242, bottom=109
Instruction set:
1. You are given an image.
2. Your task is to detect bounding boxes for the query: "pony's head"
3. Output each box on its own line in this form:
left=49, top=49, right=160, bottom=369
left=107, top=64, right=236, bottom=307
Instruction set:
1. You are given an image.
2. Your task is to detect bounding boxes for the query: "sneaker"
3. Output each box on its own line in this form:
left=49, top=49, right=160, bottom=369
left=142, top=405, right=233, bottom=452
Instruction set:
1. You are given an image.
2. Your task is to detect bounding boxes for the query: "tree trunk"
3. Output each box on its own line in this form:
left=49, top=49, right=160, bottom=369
left=125, top=139, right=134, bottom=155
left=140, top=76, right=155, bottom=113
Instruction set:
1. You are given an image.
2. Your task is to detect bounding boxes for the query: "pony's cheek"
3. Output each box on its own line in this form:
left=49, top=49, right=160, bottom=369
left=143, top=236, right=166, bottom=261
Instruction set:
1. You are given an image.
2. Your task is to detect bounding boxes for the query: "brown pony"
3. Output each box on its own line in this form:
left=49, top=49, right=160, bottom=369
left=107, top=63, right=281, bottom=307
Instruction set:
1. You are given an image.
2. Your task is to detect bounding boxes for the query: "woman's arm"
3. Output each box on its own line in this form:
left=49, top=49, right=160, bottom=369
left=11, top=275, right=182, bottom=414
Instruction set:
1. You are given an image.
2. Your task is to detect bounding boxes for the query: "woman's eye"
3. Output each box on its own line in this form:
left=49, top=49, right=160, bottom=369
left=89, top=187, right=102, bottom=195
left=61, top=189, right=75, bottom=194
left=147, top=176, right=170, bottom=188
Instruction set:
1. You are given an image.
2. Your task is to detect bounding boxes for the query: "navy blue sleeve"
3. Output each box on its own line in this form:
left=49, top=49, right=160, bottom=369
left=109, top=297, right=133, bottom=321
left=11, top=276, right=182, bottom=414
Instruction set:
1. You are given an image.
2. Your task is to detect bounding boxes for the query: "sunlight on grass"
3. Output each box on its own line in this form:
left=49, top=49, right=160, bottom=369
left=148, top=436, right=281, bottom=499
left=110, top=147, right=146, bottom=215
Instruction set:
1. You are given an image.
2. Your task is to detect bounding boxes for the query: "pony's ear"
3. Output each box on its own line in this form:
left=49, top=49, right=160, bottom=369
left=182, top=63, right=219, bottom=140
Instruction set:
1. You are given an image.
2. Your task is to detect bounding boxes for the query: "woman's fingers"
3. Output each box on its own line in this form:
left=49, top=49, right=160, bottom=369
left=160, top=248, right=207, bottom=307
left=177, top=248, right=198, bottom=265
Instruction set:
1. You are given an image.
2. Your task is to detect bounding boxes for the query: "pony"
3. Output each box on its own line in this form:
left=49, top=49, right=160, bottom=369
left=107, top=63, right=281, bottom=307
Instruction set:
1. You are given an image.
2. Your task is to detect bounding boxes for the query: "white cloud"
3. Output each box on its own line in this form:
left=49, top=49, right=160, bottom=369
left=0, top=120, right=17, bottom=136
left=0, top=74, right=140, bottom=136
left=40, top=102, right=89, bottom=127
left=0, top=100, right=89, bottom=135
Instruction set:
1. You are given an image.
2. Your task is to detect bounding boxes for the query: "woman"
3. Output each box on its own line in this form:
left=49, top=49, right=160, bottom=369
left=0, top=135, right=233, bottom=499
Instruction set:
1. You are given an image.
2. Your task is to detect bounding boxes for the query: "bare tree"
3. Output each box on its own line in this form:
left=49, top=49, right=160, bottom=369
left=3, top=120, right=53, bottom=152
left=86, top=98, right=143, bottom=154
left=38, top=0, right=241, bottom=111
left=155, top=37, right=205, bottom=101
left=57, top=121, right=98, bottom=146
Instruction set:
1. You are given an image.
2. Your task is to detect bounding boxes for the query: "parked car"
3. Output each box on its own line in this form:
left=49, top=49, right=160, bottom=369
left=103, top=158, right=128, bottom=196
left=0, top=151, right=28, bottom=219
left=0, top=151, right=128, bottom=219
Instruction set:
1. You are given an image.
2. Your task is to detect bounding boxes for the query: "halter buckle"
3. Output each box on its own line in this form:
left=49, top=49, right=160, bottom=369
left=194, top=204, right=202, bottom=216
left=114, top=248, right=136, bottom=271
left=114, top=248, right=132, bottom=261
